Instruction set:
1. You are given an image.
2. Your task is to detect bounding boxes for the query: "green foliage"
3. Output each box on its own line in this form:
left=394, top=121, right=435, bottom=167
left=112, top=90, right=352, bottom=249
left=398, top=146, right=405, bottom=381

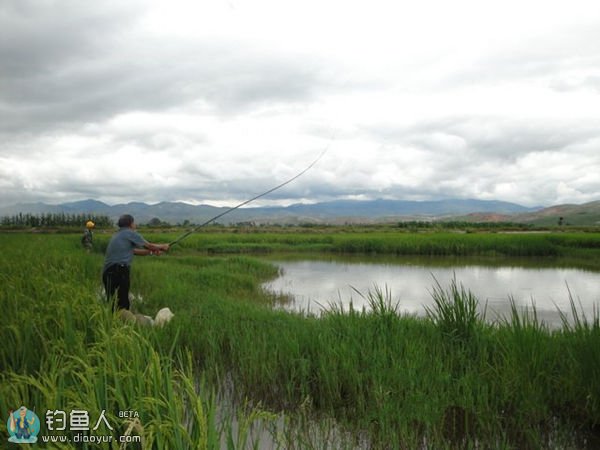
left=0, top=234, right=271, bottom=449
left=4, top=231, right=600, bottom=448
left=142, top=228, right=600, bottom=259
left=397, top=220, right=534, bottom=231
left=425, top=276, right=485, bottom=341
left=0, top=212, right=113, bottom=228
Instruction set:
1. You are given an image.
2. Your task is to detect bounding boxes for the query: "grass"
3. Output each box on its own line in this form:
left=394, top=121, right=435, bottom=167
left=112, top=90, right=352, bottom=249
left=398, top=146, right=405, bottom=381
left=425, top=276, right=485, bottom=341
left=92, top=227, right=600, bottom=259
left=0, top=234, right=275, bottom=449
left=3, top=229, right=600, bottom=448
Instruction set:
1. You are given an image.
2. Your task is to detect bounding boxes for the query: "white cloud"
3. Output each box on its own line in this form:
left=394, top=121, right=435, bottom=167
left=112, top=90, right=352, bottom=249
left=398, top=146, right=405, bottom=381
left=1, top=0, right=600, bottom=207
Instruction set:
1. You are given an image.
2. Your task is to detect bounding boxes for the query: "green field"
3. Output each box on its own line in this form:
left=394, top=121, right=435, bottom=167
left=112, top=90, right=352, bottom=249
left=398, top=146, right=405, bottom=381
left=2, top=229, right=600, bottom=449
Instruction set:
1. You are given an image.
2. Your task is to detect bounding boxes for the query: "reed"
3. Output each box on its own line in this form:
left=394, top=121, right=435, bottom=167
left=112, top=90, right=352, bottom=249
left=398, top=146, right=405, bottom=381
left=425, top=276, right=485, bottom=341
left=4, top=231, right=600, bottom=448
left=104, top=229, right=600, bottom=259
left=0, top=234, right=267, bottom=449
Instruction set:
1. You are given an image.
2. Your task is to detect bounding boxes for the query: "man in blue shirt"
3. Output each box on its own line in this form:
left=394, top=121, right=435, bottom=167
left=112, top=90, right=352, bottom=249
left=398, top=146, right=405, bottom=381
left=102, top=214, right=170, bottom=311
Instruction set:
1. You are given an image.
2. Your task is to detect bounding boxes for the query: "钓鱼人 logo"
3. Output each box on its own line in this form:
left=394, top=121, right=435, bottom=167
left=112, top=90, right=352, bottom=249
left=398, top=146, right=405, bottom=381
left=7, top=406, right=41, bottom=443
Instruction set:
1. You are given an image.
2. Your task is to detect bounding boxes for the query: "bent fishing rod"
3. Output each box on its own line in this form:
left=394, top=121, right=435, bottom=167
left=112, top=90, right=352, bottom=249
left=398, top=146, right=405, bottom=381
left=168, top=148, right=329, bottom=247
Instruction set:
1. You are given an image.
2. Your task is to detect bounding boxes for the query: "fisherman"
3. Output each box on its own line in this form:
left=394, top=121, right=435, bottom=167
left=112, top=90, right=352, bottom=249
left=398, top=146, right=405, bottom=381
left=82, top=220, right=95, bottom=252
left=102, top=214, right=169, bottom=311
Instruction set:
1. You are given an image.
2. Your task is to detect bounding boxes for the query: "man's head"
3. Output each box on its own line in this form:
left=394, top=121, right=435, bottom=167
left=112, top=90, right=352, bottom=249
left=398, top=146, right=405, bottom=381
left=118, top=214, right=135, bottom=228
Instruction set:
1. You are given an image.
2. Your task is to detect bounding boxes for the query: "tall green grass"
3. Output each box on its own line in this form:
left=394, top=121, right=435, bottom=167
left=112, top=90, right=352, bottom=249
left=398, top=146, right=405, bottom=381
left=4, top=232, right=600, bottom=448
left=0, top=234, right=274, bottom=449
left=425, top=276, right=485, bottom=341
left=100, top=229, right=600, bottom=259
left=148, top=233, right=600, bottom=448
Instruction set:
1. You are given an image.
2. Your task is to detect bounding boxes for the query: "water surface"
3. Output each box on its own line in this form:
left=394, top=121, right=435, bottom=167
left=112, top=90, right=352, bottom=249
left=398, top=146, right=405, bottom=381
left=262, top=255, right=600, bottom=325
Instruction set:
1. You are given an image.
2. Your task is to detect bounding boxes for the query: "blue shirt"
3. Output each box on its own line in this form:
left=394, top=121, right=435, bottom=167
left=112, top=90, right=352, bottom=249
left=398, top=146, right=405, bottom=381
left=103, top=228, right=147, bottom=273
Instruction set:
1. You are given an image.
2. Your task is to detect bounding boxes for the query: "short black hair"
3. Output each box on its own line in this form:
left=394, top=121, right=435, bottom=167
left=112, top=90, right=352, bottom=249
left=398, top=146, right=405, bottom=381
left=118, top=214, right=134, bottom=228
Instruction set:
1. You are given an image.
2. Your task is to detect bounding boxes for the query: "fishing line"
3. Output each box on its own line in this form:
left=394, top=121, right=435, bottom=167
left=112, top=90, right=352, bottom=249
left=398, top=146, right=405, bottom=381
left=169, top=142, right=332, bottom=247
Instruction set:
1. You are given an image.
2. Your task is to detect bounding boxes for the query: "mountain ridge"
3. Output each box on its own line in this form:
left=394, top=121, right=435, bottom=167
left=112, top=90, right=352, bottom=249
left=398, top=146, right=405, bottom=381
left=0, top=198, right=550, bottom=225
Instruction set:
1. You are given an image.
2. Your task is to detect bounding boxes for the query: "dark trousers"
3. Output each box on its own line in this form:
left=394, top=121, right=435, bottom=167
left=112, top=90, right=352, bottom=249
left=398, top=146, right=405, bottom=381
left=102, top=264, right=131, bottom=311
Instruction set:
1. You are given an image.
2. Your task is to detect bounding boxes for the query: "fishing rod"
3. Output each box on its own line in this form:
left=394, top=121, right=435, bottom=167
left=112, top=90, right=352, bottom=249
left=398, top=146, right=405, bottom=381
left=169, top=147, right=330, bottom=247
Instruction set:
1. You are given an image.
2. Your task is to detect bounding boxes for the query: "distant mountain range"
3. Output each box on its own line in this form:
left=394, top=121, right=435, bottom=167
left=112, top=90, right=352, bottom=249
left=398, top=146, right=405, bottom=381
left=0, top=198, right=564, bottom=225
left=508, top=200, right=600, bottom=225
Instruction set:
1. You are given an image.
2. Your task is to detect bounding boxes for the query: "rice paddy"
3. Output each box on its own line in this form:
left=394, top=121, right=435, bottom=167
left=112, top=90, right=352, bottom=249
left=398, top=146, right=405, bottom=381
left=2, top=228, right=600, bottom=449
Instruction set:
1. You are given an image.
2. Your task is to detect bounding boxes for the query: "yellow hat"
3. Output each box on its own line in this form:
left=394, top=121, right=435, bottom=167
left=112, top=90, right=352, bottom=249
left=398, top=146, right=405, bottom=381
left=86, top=221, right=95, bottom=229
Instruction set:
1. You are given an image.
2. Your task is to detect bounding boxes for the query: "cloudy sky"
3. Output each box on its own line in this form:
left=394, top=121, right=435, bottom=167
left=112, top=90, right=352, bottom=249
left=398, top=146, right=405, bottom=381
left=1, top=0, right=600, bottom=208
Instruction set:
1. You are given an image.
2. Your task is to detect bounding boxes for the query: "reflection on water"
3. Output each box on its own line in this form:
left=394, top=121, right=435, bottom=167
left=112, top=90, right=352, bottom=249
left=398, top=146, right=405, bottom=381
left=262, top=256, right=600, bottom=325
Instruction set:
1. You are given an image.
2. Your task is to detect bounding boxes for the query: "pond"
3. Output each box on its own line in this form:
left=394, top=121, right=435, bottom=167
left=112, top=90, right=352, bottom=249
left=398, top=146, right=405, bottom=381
left=262, top=255, right=600, bottom=326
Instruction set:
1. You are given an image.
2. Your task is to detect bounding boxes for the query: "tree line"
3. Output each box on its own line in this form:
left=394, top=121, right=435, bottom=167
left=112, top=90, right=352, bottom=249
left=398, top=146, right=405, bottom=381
left=397, top=220, right=534, bottom=230
left=0, top=212, right=113, bottom=228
